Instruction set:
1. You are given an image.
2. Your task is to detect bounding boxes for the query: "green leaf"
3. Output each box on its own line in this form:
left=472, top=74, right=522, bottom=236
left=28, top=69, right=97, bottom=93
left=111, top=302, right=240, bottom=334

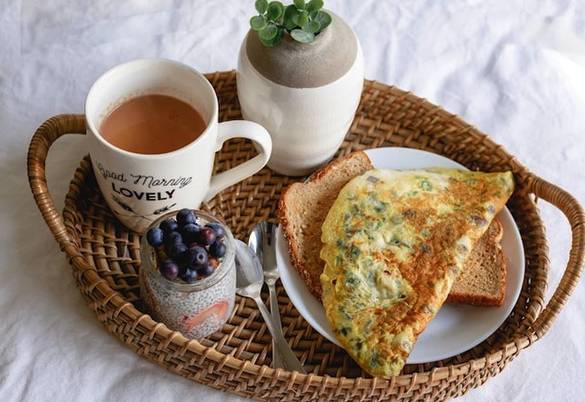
left=259, top=27, right=284, bottom=47
left=267, top=1, right=284, bottom=21
left=255, top=0, right=268, bottom=14
left=314, top=10, right=331, bottom=31
left=283, top=5, right=299, bottom=30
left=306, top=0, right=323, bottom=12
left=250, top=15, right=267, bottom=31
left=302, top=19, right=320, bottom=33
left=290, top=28, right=314, bottom=43
left=309, top=9, right=319, bottom=19
left=297, top=11, right=309, bottom=27
left=259, top=23, right=279, bottom=41
left=293, top=0, right=305, bottom=10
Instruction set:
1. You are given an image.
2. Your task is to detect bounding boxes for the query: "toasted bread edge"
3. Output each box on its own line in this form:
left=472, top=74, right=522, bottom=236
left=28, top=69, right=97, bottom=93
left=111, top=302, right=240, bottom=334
left=277, top=151, right=372, bottom=299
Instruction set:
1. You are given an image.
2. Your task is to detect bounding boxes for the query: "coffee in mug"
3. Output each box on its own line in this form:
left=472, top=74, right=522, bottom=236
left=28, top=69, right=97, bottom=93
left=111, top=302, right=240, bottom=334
left=100, top=94, right=207, bottom=154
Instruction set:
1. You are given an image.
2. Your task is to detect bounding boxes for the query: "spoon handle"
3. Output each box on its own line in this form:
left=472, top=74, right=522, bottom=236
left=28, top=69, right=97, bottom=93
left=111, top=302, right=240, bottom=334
left=267, top=282, right=284, bottom=369
left=253, top=296, right=305, bottom=373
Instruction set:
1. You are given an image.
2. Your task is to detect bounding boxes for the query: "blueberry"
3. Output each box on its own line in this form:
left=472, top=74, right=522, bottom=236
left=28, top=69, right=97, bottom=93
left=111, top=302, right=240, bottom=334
left=146, top=228, right=164, bottom=247
left=178, top=244, right=201, bottom=268
left=196, top=227, right=216, bottom=246
left=209, top=240, right=226, bottom=258
left=167, top=242, right=188, bottom=259
left=182, top=268, right=198, bottom=283
left=165, top=231, right=182, bottom=244
left=164, top=232, right=183, bottom=254
left=177, top=250, right=194, bottom=267
left=189, top=245, right=208, bottom=266
left=206, top=223, right=226, bottom=239
left=181, top=223, right=201, bottom=244
left=160, top=218, right=178, bottom=233
left=159, top=259, right=179, bottom=280
left=197, top=263, right=214, bottom=278
left=177, top=208, right=196, bottom=226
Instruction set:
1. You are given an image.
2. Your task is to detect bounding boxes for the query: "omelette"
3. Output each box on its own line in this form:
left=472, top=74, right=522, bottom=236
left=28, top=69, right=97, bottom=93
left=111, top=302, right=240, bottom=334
left=320, top=168, right=514, bottom=377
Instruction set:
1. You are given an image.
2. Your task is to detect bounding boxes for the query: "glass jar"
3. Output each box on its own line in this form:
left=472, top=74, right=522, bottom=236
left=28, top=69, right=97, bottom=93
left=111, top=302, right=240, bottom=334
left=139, top=210, right=236, bottom=339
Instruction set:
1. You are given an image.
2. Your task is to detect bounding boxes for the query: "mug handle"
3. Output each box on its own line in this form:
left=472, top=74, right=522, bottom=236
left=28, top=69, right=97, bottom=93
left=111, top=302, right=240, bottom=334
left=204, top=120, right=272, bottom=202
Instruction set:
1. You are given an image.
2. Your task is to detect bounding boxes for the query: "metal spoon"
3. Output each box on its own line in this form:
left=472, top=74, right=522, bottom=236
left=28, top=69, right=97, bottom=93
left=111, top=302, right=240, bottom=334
left=234, top=240, right=305, bottom=373
left=248, top=221, right=283, bottom=369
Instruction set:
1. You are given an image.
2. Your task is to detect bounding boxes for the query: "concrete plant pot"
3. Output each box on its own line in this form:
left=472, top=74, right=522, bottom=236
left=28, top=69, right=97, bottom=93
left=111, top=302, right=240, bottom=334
left=237, top=12, right=364, bottom=176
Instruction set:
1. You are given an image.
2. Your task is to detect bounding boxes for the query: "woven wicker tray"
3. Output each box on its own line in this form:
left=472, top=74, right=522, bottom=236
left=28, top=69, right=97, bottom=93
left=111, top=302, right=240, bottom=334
left=28, top=71, right=584, bottom=401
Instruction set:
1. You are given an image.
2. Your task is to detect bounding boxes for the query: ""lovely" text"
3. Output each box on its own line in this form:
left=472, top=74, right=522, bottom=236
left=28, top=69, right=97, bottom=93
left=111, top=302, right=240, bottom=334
left=112, top=182, right=175, bottom=201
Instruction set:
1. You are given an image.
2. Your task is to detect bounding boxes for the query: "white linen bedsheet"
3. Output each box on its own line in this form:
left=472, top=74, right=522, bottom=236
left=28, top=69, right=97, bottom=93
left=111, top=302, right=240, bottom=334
left=1, top=1, right=584, bottom=401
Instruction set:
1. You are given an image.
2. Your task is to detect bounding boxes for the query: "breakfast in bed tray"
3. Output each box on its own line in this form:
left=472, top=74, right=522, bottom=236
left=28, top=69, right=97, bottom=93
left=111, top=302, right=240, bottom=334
left=27, top=1, right=584, bottom=400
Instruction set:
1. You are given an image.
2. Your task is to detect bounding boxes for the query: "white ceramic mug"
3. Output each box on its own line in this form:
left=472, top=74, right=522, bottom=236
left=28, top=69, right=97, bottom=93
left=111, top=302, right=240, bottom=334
left=85, top=59, right=272, bottom=233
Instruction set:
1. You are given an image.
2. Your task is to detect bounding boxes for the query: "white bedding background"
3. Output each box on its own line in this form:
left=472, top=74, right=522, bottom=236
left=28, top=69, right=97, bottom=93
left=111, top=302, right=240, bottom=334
left=1, top=1, right=584, bottom=401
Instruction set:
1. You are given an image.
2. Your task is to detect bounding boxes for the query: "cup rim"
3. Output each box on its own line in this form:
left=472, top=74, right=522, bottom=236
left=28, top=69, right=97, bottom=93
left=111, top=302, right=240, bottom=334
left=85, top=58, right=219, bottom=160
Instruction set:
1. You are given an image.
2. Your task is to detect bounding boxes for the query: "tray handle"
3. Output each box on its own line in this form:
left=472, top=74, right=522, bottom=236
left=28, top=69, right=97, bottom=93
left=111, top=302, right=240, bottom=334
left=27, top=114, right=86, bottom=252
left=528, top=174, right=585, bottom=338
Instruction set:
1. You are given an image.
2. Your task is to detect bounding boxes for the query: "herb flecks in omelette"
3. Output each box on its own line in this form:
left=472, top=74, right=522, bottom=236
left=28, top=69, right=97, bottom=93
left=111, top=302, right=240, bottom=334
left=320, top=168, right=514, bottom=378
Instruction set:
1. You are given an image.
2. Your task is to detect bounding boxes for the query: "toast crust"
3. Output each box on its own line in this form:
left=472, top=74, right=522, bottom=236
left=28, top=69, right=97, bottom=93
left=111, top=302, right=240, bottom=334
left=278, top=151, right=372, bottom=298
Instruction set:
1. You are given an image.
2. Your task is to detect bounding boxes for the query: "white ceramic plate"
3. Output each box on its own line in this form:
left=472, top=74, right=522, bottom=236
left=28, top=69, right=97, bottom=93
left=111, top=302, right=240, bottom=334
left=276, top=147, right=525, bottom=364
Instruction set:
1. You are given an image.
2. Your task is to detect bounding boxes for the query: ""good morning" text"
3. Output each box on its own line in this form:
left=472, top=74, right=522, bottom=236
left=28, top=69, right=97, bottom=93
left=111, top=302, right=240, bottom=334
left=130, top=174, right=192, bottom=189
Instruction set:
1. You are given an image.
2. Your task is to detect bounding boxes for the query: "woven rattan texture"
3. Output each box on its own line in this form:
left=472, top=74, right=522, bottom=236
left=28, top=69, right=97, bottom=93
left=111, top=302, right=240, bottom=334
left=28, top=71, right=584, bottom=402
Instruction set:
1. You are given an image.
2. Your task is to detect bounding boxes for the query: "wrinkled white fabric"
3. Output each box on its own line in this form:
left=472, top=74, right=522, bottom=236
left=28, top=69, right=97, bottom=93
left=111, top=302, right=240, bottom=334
left=1, top=1, right=584, bottom=401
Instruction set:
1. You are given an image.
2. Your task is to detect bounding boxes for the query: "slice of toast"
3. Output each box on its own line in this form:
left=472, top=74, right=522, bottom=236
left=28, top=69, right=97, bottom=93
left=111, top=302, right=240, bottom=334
left=278, top=151, right=507, bottom=307
left=278, top=151, right=373, bottom=299
left=447, top=219, right=506, bottom=306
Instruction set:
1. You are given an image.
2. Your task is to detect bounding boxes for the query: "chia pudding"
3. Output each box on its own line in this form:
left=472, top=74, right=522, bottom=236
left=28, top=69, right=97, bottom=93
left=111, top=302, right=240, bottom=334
left=139, top=210, right=236, bottom=339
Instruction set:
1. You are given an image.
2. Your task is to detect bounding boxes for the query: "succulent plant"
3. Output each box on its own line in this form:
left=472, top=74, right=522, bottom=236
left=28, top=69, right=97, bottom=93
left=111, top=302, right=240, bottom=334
left=250, top=0, right=332, bottom=47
